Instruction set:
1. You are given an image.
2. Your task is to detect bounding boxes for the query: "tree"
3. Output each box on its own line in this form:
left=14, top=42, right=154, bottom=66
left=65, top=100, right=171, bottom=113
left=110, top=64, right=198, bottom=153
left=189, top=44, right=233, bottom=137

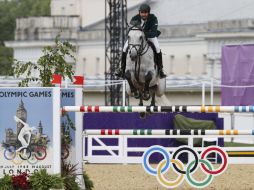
left=0, top=0, right=50, bottom=76
left=0, top=47, right=13, bottom=75
left=12, top=34, right=76, bottom=87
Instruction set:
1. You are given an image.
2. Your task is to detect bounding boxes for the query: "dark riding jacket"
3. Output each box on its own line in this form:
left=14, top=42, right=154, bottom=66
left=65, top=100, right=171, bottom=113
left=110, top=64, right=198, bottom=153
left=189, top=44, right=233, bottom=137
left=130, top=14, right=161, bottom=38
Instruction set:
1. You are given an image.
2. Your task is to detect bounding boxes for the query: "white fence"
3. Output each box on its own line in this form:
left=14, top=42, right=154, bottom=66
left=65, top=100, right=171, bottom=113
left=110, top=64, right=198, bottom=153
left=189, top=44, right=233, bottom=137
left=83, top=135, right=254, bottom=164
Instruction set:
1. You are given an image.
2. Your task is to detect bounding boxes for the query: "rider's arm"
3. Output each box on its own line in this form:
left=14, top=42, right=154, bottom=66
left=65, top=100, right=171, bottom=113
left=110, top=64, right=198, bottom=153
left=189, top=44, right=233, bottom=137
left=144, top=15, right=160, bottom=38
left=130, top=14, right=140, bottom=26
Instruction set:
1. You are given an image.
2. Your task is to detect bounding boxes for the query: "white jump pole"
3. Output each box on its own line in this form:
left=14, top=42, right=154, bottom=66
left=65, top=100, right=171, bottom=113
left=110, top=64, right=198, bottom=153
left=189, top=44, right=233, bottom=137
left=62, top=105, right=254, bottom=113
left=83, top=129, right=254, bottom=136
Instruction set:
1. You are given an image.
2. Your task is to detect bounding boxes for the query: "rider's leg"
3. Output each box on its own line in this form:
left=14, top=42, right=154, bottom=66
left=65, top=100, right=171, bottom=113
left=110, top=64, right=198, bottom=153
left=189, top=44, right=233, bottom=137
left=147, top=38, right=167, bottom=78
left=115, top=40, right=128, bottom=78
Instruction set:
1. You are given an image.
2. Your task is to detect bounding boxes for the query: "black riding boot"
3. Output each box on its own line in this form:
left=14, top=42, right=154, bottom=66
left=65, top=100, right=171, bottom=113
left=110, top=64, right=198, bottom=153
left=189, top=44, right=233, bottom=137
left=156, top=51, right=167, bottom=78
left=115, top=52, right=127, bottom=78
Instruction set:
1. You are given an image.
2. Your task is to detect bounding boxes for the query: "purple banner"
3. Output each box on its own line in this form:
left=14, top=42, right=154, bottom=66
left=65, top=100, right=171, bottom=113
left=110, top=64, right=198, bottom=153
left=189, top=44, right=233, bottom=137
left=221, top=44, right=254, bottom=105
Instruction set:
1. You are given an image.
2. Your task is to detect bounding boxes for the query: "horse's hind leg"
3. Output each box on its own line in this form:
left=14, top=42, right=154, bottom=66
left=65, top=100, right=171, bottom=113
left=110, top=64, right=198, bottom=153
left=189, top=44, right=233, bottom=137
left=125, top=70, right=139, bottom=99
left=143, top=71, right=153, bottom=101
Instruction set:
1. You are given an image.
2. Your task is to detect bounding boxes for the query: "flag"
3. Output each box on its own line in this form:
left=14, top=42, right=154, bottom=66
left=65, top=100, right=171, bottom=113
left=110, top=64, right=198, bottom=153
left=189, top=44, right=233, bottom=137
left=51, top=74, right=62, bottom=84
left=73, top=76, right=84, bottom=85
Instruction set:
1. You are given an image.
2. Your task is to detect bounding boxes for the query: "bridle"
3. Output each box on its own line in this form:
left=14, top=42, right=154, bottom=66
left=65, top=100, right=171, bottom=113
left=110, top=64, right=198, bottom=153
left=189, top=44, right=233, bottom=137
left=128, top=27, right=149, bottom=56
left=127, top=27, right=150, bottom=82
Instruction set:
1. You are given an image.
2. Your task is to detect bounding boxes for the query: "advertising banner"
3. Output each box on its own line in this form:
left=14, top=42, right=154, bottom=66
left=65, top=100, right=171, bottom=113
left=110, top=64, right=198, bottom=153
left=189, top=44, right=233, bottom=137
left=61, top=88, right=83, bottom=175
left=0, top=87, right=60, bottom=177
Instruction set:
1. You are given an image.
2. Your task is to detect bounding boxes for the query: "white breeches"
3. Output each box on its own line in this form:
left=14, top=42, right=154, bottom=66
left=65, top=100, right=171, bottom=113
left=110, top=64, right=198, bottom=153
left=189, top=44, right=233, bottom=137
left=147, top=37, right=160, bottom=53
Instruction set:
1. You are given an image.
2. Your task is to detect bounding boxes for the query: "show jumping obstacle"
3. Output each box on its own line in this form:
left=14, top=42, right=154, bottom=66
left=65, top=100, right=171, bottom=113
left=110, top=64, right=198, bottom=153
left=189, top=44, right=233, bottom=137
left=84, top=129, right=254, bottom=136
left=62, top=104, right=254, bottom=164
left=62, top=105, right=254, bottom=113
left=63, top=105, right=254, bottom=137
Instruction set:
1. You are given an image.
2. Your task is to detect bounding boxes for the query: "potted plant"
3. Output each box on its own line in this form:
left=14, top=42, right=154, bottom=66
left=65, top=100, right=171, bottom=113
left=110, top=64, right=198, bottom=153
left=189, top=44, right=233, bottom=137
left=61, top=160, right=79, bottom=190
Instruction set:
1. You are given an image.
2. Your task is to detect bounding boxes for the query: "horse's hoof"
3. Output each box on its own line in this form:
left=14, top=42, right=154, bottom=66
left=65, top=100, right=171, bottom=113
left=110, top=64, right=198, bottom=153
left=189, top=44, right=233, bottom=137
left=134, top=91, right=140, bottom=99
left=143, top=92, right=150, bottom=101
left=139, top=112, right=146, bottom=119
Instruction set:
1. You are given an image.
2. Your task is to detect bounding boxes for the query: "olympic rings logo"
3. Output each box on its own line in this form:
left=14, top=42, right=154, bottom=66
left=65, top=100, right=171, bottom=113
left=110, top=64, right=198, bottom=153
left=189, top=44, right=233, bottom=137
left=4, top=146, right=47, bottom=165
left=142, top=145, right=228, bottom=189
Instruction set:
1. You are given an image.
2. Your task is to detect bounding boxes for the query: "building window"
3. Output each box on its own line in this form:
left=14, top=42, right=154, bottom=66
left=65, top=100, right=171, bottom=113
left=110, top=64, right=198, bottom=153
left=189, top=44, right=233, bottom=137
left=96, top=57, right=100, bottom=76
left=185, top=54, right=191, bottom=75
left=83, top=58, right=86, bottom=76
left=202, top=54, right=207, bottom=75
left=169, top=55, right=175, bottom=75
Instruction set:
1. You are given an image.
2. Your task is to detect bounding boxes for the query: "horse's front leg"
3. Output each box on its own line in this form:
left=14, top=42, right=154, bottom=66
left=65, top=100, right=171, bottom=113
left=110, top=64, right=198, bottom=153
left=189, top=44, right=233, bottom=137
left=143, top=71, right=153, bottom=101
left=139, top=92, right=143, bottom=106
left=139, top=92, right=146, bottom=118
left=150, top=92, right=156, bottom=106
left=125, top=70, right=139, bottom=99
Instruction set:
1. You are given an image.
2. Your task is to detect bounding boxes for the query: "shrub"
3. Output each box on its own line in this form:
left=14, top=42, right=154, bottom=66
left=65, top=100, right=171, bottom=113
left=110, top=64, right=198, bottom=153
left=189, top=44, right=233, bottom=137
left=0, top=175, right=14, bottom=190
left=61, top=160, right=79, bottom=190
left=29, top=169, right=64, bottom=190
left=83, top=172, right=94, bottom=190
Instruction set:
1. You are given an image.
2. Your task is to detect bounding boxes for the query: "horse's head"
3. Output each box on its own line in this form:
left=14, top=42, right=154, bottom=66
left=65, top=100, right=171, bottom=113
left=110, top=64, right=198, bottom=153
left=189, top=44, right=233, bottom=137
left=127, top=27, right=146, bottom=61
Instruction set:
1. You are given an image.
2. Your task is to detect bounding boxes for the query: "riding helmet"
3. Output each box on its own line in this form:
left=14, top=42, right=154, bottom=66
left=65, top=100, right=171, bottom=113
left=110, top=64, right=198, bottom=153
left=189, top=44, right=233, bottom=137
left=139, top=3, right=150, bottom=13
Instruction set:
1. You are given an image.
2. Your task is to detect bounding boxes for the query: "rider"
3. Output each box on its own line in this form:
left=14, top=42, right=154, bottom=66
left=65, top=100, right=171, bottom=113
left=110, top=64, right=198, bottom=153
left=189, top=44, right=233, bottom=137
left=116, top=3, right=167, bottom=79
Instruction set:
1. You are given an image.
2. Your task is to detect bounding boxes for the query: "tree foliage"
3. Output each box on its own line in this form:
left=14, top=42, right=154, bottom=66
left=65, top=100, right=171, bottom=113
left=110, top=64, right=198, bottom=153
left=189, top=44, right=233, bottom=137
left=0, top=0, right=50, bottom=76
left=13, top=34, right=76, bottom=87
left=0, top=46, right=13, bottom=75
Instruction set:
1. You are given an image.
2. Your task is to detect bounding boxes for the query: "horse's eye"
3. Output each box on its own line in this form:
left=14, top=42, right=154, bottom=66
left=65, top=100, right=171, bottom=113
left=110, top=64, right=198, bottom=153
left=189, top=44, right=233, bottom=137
left=139, top=36, right=142, bottom=40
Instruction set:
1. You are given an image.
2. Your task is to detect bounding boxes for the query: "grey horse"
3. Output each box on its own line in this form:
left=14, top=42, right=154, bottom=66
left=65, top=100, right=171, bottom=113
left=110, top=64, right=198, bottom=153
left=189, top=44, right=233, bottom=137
left=125, top=26, right=166, bottom=107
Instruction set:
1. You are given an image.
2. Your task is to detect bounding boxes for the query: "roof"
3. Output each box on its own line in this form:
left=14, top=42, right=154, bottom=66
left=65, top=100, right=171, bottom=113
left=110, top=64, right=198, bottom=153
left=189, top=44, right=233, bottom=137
left=83, top=0, right=254, bottom=31
left=151, top=0, right=254, bottom=25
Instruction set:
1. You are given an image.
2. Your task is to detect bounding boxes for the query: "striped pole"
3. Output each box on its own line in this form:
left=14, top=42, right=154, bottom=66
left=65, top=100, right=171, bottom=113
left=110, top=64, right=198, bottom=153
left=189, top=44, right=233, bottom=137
left=83, top=129, right=254, bottom=136
left=62, top=105, right=254, bottom=113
